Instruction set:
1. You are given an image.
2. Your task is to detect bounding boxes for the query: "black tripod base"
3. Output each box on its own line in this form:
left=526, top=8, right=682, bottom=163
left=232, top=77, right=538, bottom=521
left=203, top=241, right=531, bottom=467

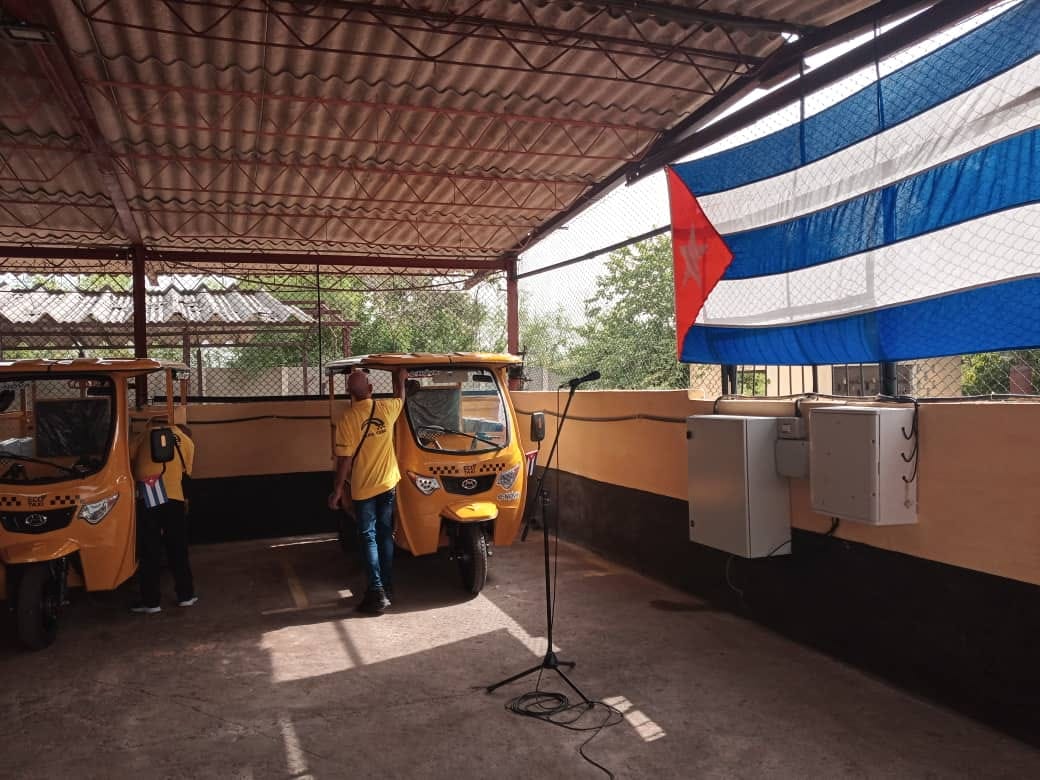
left=486, top=651, right=589, bottom=702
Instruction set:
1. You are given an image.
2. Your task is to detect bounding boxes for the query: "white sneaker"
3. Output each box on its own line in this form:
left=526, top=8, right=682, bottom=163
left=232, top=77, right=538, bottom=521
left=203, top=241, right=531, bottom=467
left=131, top=604, right=161, bottom=614
left=177, top=596, right=198, bottom=607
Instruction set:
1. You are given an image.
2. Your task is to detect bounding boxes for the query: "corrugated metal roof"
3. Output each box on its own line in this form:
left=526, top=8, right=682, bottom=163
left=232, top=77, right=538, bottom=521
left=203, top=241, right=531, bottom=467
left=0, top=0, right=876, bottom=263
left=0, top=285, right=311, bottom=325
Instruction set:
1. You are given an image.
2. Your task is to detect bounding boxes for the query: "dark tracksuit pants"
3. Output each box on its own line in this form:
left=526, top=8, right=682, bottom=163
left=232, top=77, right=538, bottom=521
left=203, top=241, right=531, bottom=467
left=137, top=499, right=195, bottom=607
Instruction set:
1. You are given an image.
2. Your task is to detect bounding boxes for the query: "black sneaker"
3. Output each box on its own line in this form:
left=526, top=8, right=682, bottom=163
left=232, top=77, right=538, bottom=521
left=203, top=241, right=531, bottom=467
left=357, top=588, right=390, bottom=614
left=384, top=584, right=394, bottom=603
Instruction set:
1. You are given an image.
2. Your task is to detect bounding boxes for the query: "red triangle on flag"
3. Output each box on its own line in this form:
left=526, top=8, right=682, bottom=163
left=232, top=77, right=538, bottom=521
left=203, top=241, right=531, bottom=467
left=667, top=167, right=734, bottom=358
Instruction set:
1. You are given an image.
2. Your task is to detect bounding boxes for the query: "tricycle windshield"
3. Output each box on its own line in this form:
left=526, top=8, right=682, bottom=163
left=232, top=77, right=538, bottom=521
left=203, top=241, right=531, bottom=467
left=404, top=367, right=511, bottom=455
left=0, top=375, right=115, bottom=484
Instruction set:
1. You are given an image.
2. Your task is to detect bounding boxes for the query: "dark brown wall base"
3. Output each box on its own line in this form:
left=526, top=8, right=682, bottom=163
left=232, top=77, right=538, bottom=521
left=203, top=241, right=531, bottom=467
left=187, top=472, right=340, bottom=543
left=532, top=467, right=1040, bottom=748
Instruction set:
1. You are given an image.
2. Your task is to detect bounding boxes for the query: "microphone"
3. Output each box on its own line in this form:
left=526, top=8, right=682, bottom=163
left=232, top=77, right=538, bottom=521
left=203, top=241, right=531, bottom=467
left=559, top=370, right=601, bottom=389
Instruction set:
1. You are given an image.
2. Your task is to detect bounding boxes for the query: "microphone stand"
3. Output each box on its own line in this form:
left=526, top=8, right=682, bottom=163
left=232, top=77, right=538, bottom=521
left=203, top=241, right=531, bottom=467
left=486, top=377, right=589, bottom=701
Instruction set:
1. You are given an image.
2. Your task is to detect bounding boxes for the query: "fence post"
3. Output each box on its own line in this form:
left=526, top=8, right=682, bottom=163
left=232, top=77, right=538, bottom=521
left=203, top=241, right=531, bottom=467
left=880, top=361, right=897, bottom=396
left=342, top=325, right=352, bottom=357
left=196, top=347, right=204, bottom=398
left=131, top=246, right=148, bottom=406
left=506, top=258, right=519, bottom=354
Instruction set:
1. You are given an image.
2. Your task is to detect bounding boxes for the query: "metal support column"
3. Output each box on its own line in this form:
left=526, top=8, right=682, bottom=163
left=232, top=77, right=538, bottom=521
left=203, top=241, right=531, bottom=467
left=196, top=348, right=204, bottom=398
left=880, top=362, right=897, bottom=396
left=131, top=246, right=148, bottom=407
left=342, top=325, right=353, bottom=357
left=506, top=258, right=520, bottom=355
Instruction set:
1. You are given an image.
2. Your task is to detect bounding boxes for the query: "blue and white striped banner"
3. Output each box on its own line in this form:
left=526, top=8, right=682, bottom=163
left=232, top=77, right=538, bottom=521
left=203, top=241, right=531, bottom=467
left=668, top=0, right=1040, bottom=365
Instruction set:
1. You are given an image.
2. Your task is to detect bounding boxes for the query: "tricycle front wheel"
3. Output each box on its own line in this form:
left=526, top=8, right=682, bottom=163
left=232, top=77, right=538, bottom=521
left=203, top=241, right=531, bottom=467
left=17, top=562, right=61, bottom=650
left=455, top=524, right=488, bottom=595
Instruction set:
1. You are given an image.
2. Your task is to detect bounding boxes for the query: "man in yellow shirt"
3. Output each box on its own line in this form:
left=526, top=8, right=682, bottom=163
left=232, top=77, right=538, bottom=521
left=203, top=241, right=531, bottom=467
left=130, top=422, right=196, bottom=614
left=329, top=367, right=407, bottom=613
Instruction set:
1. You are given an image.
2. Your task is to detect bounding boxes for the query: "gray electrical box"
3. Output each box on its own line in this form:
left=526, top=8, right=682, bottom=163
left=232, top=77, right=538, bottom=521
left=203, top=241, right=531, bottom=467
left=687, top=415, right=791, bottom=558
left=775, top=439, right=810, bottom=479
left=809, top=406, right=918, bottom=525
left=776, top=416, right=807, bottom=440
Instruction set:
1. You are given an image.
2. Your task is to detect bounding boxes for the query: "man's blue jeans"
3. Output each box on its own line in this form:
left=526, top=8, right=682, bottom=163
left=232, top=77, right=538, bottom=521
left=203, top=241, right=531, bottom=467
left=354, top=488, right=395, bottom=592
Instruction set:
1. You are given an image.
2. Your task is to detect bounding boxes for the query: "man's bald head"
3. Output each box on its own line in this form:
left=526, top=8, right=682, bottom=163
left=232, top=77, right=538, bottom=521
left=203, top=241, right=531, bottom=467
left=347, top=371, right=372, bottom=400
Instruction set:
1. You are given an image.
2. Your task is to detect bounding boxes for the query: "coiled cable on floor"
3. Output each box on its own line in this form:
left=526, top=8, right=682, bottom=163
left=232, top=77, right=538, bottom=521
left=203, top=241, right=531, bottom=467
left=506, top=677, right=624, bottom=779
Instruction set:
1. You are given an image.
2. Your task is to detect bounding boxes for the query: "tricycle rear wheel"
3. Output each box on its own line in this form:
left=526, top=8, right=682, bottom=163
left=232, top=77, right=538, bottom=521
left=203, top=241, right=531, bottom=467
left=17, top=563, right=61, bottom=650
left=456, top=524, right=488, bottom=595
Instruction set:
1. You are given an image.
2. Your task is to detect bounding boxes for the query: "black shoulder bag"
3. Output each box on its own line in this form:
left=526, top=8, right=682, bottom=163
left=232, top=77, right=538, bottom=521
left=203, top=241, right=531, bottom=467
left=173, top=434, right=193, bottom=507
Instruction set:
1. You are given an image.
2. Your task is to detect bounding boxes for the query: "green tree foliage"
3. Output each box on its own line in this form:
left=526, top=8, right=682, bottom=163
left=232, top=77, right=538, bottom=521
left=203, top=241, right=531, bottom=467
left=351, top=284, right=497, bottom=354
left=512, top=291, right=572, bottom=373
left=225, top=275, right=504, bottom=376
left=961, top=351, right=1040, bottom=395
left=737, top=370, right=769, bottom=396
left=566, top=235, right=687, bottom=389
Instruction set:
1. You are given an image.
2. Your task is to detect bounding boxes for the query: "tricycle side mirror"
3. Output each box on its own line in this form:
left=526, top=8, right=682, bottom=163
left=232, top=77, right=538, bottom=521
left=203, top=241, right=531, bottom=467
left=530, top=412, right=546, bottom=443
left=150, top=427, right=176, bottom=464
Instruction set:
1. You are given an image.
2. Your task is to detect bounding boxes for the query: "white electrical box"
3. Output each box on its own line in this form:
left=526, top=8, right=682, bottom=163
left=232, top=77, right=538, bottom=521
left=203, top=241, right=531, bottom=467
left=809, top=406, right=918, bottom=525
left=687, top=415, right=790, bottom=558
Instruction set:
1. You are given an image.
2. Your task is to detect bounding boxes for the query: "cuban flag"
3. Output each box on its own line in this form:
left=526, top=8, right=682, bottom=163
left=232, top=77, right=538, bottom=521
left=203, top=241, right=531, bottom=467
left=138, top=474, right=168, bottom=508
left=669, top=0, right=1040, bottom=366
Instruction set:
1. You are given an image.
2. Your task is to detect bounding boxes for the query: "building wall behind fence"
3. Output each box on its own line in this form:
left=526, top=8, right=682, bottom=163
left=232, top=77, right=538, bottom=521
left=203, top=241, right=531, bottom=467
left=513, top=391, right=1040, bottom=587
left=186, top=400, right=332, bottom=478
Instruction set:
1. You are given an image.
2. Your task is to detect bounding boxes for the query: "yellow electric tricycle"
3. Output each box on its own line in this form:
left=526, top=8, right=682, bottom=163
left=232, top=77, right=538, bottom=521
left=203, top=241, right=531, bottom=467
left=0, top=358, right=189, bottom=649
left=326, top=353, right=538, bottom=594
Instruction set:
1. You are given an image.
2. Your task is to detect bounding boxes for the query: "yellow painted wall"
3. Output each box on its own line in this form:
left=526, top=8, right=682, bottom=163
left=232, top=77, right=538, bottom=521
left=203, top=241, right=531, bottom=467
left=512, top=391, right=1040, bottom=587
left=181, top=393, right=1040, bottom=586
left=186, top=400, right=334, bottom=479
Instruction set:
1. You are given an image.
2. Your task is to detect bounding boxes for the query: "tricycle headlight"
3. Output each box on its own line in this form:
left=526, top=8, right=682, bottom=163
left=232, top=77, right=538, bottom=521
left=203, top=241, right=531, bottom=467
left=496, top=464, right=521, bottom=490
left=407, top=471, right=441, bottom=496
left=80, top=494, right=119, bottom=525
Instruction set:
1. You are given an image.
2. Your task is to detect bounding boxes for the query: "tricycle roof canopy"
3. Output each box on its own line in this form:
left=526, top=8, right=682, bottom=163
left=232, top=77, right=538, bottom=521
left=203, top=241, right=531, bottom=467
left=325, top=352, right=522, bottom=375
left=0, top=358, right=187, bottom=376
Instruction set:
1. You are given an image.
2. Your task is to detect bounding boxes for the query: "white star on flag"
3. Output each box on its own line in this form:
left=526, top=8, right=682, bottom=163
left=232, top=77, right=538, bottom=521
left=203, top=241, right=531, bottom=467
left=679, top=234, right=708, bottom=290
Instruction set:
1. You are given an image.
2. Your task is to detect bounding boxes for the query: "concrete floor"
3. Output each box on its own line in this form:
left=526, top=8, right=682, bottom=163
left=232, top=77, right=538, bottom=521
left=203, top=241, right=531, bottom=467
left=2, top=534, right=1038, bottom=779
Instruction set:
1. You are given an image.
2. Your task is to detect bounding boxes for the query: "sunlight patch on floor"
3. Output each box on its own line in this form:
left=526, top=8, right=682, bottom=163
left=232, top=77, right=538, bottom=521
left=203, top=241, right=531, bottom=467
left=278, top=712, right=314, bottom=780
left=603, top=695, right=667, bottom=743
left=262, top=622, right=358, bottom=682
left=261, top=594, right=552, bottom=682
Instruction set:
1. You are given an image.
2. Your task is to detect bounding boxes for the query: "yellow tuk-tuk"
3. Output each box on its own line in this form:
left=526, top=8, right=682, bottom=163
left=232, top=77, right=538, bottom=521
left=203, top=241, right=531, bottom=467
left=0, top=358, right=189, bottom=649
left=326, top=353, right=536, bottom=594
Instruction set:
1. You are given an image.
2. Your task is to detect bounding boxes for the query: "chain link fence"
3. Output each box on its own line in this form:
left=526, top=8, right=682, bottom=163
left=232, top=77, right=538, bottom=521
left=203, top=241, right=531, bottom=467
left=513, top=5, right=1037, bottom=398
left=1, top=255, right=1037, bottom=400
left=690, top=354, right=1040, bottom=399
left=518, top=231, right=1040, bottom=398
left=0, top=263, right=507, bottom=399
